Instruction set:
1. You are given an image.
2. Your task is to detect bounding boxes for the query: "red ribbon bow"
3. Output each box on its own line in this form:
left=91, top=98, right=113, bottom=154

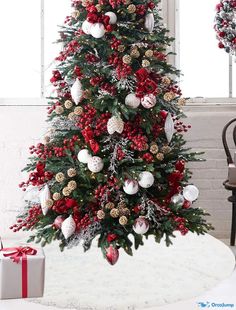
left=1, top=246, right=37, bottom=298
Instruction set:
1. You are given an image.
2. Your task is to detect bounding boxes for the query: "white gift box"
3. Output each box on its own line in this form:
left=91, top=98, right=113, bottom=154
left=0, top=245, right=45, bottom=299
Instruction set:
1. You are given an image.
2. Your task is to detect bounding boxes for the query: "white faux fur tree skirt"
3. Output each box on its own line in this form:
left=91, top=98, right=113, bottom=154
left=29, top=232, right=235, bottom=310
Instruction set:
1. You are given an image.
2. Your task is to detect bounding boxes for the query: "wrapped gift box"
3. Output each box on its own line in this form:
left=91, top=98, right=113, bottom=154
left=0, top=244, right=45, bottom=299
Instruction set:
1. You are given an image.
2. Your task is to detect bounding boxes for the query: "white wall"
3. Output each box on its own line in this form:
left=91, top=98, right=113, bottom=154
left=0, top=104, right=235, bottom=240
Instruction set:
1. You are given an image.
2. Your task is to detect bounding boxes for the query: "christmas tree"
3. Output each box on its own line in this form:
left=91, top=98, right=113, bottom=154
left=12, top=0, right=213, bottom=265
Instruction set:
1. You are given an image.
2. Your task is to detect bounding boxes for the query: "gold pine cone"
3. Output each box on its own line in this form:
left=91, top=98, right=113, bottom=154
left=45, top=199, right=54, bottom=208
left=67, top=180, right=77, bottom=191
left=130, top=49, right=140, bottom=58
left=67, top=168, right=77, bottom=177
left=110, top=208, right=119, bottom=218
left=55, top=172, right=65, bottom=183
left=68, top=112, right=76, bottom=121
left=105, top=202, right=115, bottom=210
left=161, top=145, right=172, bottom=154
left=64, top=100, right=73, bottom=109
left=122, top=55, right=132, bottom=64
left=162, top=76, right=171, bottom=85
left=119, top=216, right=128, bottom=226
left=74, top=106, right=83, bottom=115
left=163, top=91, right=175, bottom=102
left=97, top=210, right=105, bottom=220
left=53, top=192, right=61, bottom=201
left=145, top=50, right=154, bottom=58
left=118, top=45, right=125, bottom=52
left=178, top=98, right=186, bottom=106
left=156, top=153, right=164, bottom=161
left=62, top=187, right=71, bottom=197
left=142, top=59, right=150, bottom=67
left=127, top=4, right=136, bottom=13
left=55, top=106, right=64, bottom=115
left=150, top=143, right=159, bottom=154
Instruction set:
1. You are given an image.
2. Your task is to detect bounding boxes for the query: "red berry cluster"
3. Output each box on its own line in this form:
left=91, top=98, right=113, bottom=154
left=85, top=53, right=100, bottom=63
left=110, top=37, right=122, bottom=50
left=116, top=63, right=132, bottom=80
left=174, top=216, right=189, bottom=235
left=174, top=120, right=191, bottom=133
left=50, top=70, right=62, bottom=84
left=56, top=40, right=80, bottom=62
left=77, top=105, right=97, bottom=129
left=94, top=112, right=111, bottom=136
left=10, top=205, right=42, bottom=232
left=101, top=82, right=117, bottom=96
left=90, top=76, right=104, bottom=86
left=142, top=152, right=154, bottom=163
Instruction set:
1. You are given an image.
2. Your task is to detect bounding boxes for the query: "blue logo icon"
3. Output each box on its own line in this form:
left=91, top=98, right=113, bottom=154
left=198, top=302, right=211, bottom=308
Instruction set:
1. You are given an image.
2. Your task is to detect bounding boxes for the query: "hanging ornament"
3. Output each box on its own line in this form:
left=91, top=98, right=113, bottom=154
left=123, top=180, right=139, bottom=195
left=39, top=184, right=51, bottom=216
left=71, top=79, right=83, bottom=105
left=133, top=217, right=150, bottom=234
left=53, top=215, right=65, bottom=229
left=77, top=149, right=92, bottom=164
left=90, top=23, right=105, bottom=38
left=107, top=116, right=124, bottom=134
left=138, top=171, right=154, bottom=188
left=105, top=12, right=117, bottom=24
left=105, top=245, right=119, bottom=265
left=183, top=185, right=199, bottom=202
left=171, top=193, right=185, bottom=206
left=82, top=20, right=93, bottom=35
left=125, top=93, right=141, bottom=109
left=61, top=215, right=76, bottom=239
left=141, top=94, right=156, bottom=109
left=144, top=13, right=154, bottom=33
left=87, top=156, right=104, bottom=173
left=164, top=113, right=175, bottom=143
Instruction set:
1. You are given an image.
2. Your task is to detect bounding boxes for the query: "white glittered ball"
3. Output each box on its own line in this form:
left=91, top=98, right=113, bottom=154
left=183, top=185, right=199, bottom=202
left=77, top=149, right=92, bottom=164
left=107, top=116, right=124, bottom=135
left=71, top=79, right=83, bottom=105
left=133, top=217, right=150, bottom=234
left=82, top=20, right=93, bottom=35
left=87, top=156, right=104, bottom=173
left=141, top=94, right=156, bottom=109
left=61, top=215, right=76, bottom=239
left=125, top=93, right=141, bottom=109
left=105, top=12, right=117, bottom=24
left=123, top=180, right=139, bottom=195
left=171, top=194, right=185, bottom=206
left=138, top=171, right=154, bottom=188
left=90, top=23, right=105, bottom=39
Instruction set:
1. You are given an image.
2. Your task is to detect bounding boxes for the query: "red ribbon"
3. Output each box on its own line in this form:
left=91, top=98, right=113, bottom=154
left=1, top=246, right=37, bottom=298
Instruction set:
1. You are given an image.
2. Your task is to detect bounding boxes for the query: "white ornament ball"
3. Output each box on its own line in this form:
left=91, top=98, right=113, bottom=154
left=123, top=180, right=139, bottom=195
left=77, top=149, right=92, bottom=164
left=107, top=116, right=124, bottom=135
left=183, top=185, right=199, bottom=202
left=61, top=215, right=76, bottom=239
left=82, top=20, right=93, bottom=35
left=171, top=194, right=185, bottom=206
left=133, top=217, right=150, bottom=234
left=90, top=23, right=105, bottom=39
left=138, top=171, right=154, bottom=188
left=105, top=12, right=117, bottom=24
left=141, top=94, right=156, bottom=109
left=125, top=93, right=141, bottom=109
left=71, top=79, right=83, bottom=105
left=40, top=184, right=51, bottom=216
left=87, top=156, right=104, bottom=173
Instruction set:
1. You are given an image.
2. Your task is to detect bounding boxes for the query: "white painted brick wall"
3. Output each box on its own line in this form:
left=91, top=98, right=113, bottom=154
left=0, top=104, right=235, bottom=241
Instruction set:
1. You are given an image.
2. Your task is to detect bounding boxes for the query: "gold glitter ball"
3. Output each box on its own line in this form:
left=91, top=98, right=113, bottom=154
left=150, top=143, right=159, bottom=154
left=110, top=208, right=119, bottom=218
left=127, top=4, right=136, bottom=13
left=161, top=145, right=172, bottom=154
left=64, top=100, right=73, bottom=109
left=145, top=50, right=154, bottom=58
left=162, top=76, right=171, bottom=85
left=67, top=168, right=77, bottom=177
left=105, top=202, right=115, bottom=210
left=164, top=91, right=175, bottom=102
left=68, top=112, right=76, bottom=121
left=122, top=55, right=132, bottom=64
left=62, top=187, right=71, bottom=197
left=97, top=210, right=105, bottom=220
left=53, top=192, right=61, bottom=201
left=55, top=172, right=65, bottom=183
left=74, top=106, right=83, bottom=115
left=55, top=106, right=64, bottom=115
left=142, top=59, right=150, bottom=67
left=178, top=98, right=186, bottom=106
left=45, top=199, right=54, bottom=208
left=130, top=49, right=140, bottom=58
left=119, top=216, right=128, bottom=226
left=156, top=153, right=164, bottom=161
left=117, top=45, right=125, bottom=52
left=68, top=180, right=77, bottom=191
left=95, top=4, right=102, bottom=12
